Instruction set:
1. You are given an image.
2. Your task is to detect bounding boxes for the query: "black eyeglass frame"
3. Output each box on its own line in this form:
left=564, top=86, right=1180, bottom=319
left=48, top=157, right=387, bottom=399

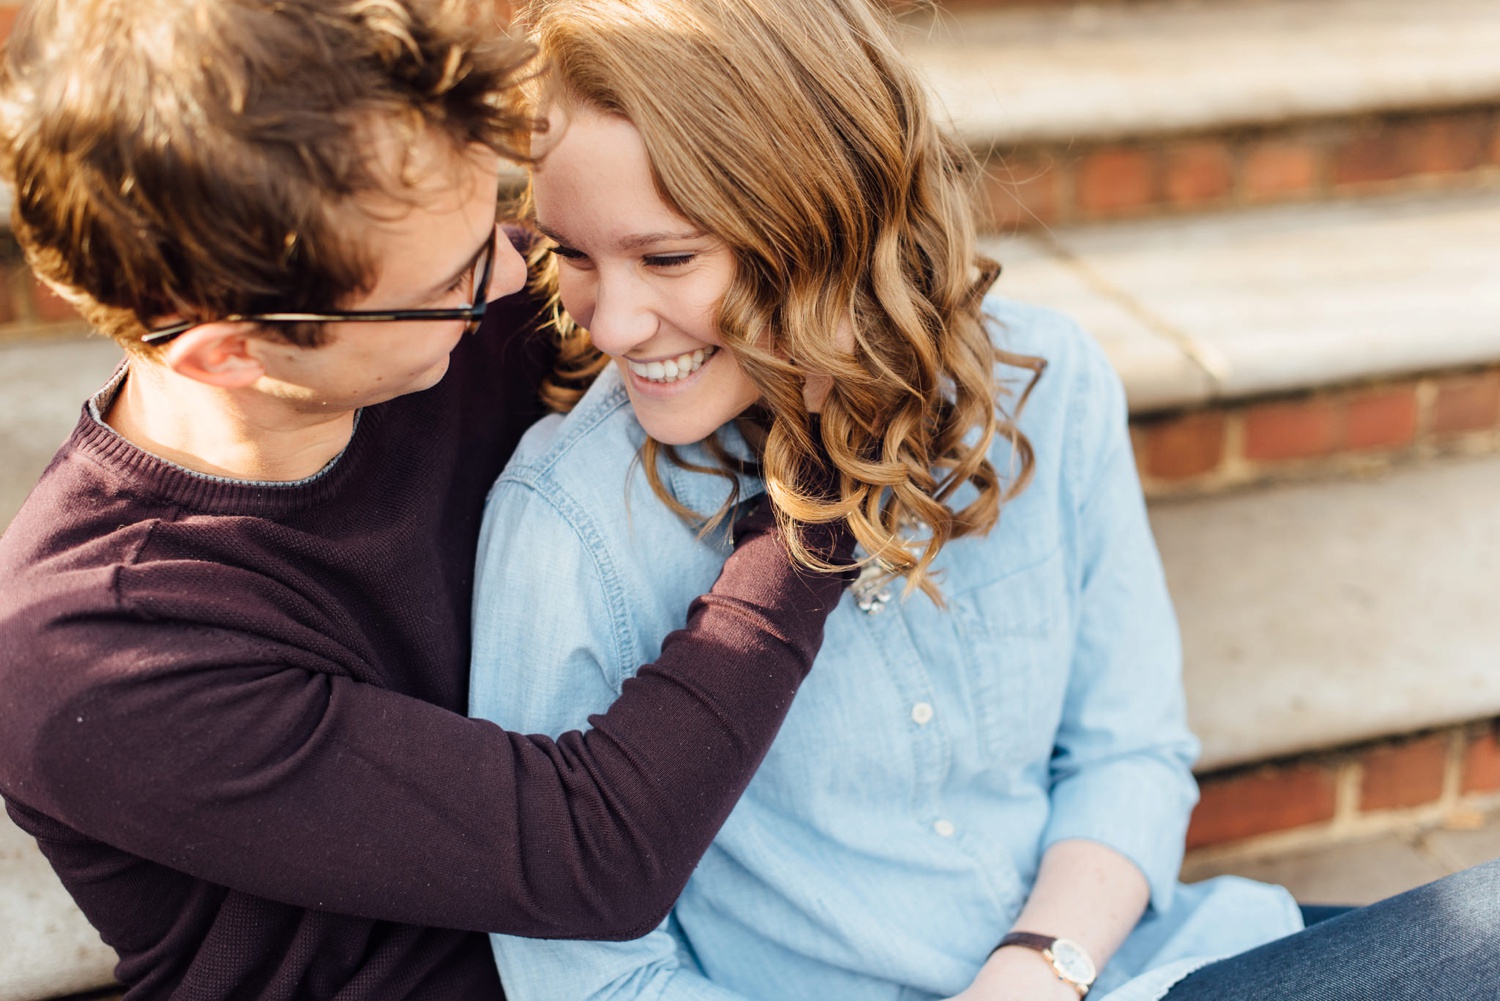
left=140, top=228, right=498, bottom=346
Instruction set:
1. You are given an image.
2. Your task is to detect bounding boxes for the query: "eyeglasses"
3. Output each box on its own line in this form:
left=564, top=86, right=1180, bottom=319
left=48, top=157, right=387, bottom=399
left=140, top=227, right=498, bottom=346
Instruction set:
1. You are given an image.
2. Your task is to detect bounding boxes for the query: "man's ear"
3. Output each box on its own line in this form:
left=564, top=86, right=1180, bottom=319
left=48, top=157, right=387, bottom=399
left=161, top=324, right=267, bottom=389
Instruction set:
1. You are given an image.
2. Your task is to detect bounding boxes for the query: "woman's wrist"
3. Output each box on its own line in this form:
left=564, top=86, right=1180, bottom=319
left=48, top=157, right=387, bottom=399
left=968, top=945, right=1089, bottom=1001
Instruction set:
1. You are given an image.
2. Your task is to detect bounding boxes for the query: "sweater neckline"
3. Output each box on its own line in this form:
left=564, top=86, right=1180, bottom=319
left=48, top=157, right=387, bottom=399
left=72, top=362, right=374, bottom=518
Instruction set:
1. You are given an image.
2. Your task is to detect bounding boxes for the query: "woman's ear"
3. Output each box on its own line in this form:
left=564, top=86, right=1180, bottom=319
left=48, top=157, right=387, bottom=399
left=801, top=315, right=856, bottom=413
left=161, top=323, right=267, bottom=389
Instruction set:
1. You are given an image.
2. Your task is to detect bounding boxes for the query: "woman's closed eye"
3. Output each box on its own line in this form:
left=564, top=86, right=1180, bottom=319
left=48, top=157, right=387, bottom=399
left=548, top=243, right=588, bottom=264
left=643, top=252, right=695, bottom=268
left=546, top=243, right=696, bottom=270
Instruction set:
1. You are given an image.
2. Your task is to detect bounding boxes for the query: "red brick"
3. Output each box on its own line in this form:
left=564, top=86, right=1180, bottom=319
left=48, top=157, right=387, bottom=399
left=1242, top=398, right=1338, bottom=462
left=1360, top=734, right=1448, bottom=812
left=0, top=6, right=19, bottom=44
left=1075, top=147, right=1155, bottom=218
left=1164, top=143, right=1233, bottom=207
left=1139, top=410, right=1226, bottom=480
left=1331, top=127, right=1407, bottom=186
left=1344, top=386, right=1417, bottom=451
left=31, top=275, right=80, bottom=323
left=1243, top=140, right=1320, bottom=200
left=983, top=155, right=1060, bottom=231
left=1462, top=726, right=1500, bottom=795
left=1187, top=763, right=1338, bottom=849
left=1407, top=115, right=1491, bottom=175
left=0, top=260, right=23, bottom=326
left=1432, top=370, right=1500, bottom=436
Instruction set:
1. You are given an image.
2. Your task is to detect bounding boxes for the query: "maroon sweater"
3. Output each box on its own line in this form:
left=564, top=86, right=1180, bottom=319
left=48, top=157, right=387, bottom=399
left=0, top=291, right=851, bottom=1000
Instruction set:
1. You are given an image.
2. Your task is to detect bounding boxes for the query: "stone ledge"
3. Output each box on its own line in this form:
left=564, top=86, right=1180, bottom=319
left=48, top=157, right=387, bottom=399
left=904, top=0, right=1500, bottom=147
left=1153, top=450, right=1500, bottom=771
left=0, top=815, right=116, bottom=1001
left=985, top=186, right=1500, bottom=414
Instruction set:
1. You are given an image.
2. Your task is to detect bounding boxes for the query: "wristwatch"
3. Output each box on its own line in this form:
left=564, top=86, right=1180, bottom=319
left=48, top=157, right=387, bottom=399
left=994, top=931, right=1097, bottom=997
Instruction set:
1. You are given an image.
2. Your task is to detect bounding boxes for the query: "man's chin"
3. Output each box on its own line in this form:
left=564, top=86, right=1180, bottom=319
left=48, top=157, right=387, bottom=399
left=394, top=355, right=455, bottom=399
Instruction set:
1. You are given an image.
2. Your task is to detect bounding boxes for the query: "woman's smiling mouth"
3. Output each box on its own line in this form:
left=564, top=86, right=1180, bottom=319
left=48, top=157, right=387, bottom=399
left=624, top=346, right=716, bottom=384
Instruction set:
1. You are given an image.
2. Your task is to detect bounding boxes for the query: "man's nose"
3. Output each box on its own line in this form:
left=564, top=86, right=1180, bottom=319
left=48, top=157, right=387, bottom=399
left=487, top=225, right=528, bottom=302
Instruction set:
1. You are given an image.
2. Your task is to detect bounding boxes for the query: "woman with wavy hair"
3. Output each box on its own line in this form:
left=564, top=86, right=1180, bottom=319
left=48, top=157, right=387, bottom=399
left=467, top=0, right=1302, bottom=998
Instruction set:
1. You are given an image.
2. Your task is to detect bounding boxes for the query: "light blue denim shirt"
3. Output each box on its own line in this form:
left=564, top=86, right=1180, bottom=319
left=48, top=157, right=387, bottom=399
left=470, top=298, right=1300, bottom=1001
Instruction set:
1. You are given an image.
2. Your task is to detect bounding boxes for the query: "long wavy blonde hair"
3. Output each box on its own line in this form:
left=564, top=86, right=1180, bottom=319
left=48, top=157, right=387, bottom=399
left=520, top=0, right=1041, bottom=598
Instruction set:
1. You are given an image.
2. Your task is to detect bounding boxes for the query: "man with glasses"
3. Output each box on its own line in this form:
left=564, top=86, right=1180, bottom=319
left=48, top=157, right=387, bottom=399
left=0, top=2, right=851, bottom=999
left=137, top=226, right=503, bottom=347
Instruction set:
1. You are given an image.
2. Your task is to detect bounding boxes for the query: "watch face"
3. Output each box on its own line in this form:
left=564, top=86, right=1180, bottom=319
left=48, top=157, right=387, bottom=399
left=1049, top=939, right=1097, bottom=984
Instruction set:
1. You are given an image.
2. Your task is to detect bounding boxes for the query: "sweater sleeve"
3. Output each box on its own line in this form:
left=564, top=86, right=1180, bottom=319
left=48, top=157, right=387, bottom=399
left=2, top=501, right=851, bottom=940
left=468, top=475, right=763, bottom=1001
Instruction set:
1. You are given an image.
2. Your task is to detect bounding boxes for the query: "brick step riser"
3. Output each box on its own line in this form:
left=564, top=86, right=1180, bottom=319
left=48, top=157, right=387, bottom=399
left=982, top=105, right=1500, bottom=233
left=1132, top=365, right=1500, bottom=501
left=1185, top=719, right=1500, bottom=856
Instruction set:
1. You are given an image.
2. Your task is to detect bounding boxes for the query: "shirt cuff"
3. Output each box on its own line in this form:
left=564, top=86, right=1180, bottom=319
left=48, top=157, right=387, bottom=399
left=1041, top=756, right=1198, bottom=914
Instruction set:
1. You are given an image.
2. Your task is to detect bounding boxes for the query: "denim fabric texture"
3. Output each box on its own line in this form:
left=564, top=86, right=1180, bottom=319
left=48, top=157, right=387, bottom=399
left=469, top=299, right=1301, bottom=1001
left=1167, top=860, right=1500, bottom=999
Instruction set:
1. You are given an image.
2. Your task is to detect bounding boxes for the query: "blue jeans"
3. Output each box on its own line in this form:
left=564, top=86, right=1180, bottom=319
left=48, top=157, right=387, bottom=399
left=1166, top=859, right=1500, bottom=999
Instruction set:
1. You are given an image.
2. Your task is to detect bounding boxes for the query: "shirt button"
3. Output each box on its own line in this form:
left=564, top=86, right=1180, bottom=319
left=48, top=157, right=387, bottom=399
left=933, top=819, right=956, bottom=838
left=911, top=701, right=934, bottom=725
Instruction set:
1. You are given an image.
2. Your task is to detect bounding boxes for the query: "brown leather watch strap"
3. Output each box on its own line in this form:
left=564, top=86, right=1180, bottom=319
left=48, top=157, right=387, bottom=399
left=993, top=931, right=1055, bottom=956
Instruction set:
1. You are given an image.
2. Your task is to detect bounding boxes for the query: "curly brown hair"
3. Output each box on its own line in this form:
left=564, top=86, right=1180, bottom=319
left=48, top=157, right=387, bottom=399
left=521, top=0, right=1041, bottom=599
left=0, top=0, right=536, bottom=352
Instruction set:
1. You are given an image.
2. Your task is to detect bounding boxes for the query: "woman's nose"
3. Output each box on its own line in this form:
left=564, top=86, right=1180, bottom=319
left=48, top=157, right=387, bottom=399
left=583, top=275, right=656, bottom=357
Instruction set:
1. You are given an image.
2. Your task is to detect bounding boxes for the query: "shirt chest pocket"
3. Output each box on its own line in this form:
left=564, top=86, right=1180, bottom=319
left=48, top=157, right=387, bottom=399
left=947, top=548, right=1073, bottom=768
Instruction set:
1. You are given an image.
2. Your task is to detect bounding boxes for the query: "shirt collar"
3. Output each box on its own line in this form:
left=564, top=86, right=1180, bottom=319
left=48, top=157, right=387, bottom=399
left=662, top=420, right=767, bottom=519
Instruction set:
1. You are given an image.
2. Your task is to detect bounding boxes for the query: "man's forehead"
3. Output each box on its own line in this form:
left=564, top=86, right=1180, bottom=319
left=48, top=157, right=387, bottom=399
left=351, top=120, right=498, bottom=219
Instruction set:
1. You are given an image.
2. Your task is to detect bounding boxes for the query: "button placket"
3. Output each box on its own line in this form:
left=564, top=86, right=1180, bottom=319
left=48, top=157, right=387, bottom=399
left=849, top=569, right=951, bottom=849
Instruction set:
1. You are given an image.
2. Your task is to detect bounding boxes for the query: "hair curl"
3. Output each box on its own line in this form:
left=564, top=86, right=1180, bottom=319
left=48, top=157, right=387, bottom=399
left=522, top=0, right=1041, bottom=599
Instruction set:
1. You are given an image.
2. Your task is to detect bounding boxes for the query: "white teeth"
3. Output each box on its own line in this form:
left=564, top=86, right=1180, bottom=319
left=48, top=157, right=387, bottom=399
left=626, top=346, right=715, bottom=384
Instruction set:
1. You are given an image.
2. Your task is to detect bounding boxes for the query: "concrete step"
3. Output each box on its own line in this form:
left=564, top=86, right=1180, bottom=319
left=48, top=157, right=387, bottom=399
left=1153, top=450, right=1500, bottom=772
left=983, top=185, right=1500, bottom=416
left=900, top=0, right=1500, bottom=229
left=0, top=813, right=116, bottom=1001
left=907, top=0, right=1500, bottom=147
